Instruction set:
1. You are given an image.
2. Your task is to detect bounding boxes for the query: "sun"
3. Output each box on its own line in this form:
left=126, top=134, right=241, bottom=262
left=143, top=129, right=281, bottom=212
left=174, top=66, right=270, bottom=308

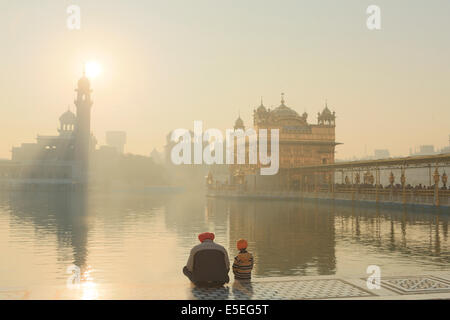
left=85, top=61, right=102, bottom=79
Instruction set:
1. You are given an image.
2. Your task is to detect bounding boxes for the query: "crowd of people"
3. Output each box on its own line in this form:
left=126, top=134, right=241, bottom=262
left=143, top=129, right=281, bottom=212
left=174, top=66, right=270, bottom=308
left=333, top=183, right=448, bottom=191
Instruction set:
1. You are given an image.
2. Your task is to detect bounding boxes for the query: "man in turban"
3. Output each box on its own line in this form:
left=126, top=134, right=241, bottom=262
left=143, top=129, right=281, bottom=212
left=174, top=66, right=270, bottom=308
left=183, top=232, right=230, bottom=286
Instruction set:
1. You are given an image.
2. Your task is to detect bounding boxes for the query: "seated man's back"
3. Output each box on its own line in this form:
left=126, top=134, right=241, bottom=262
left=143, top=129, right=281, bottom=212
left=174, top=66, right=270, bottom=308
left=184, top=233, right=230, bottom=286
left=193, top=249, right=228, bottom=283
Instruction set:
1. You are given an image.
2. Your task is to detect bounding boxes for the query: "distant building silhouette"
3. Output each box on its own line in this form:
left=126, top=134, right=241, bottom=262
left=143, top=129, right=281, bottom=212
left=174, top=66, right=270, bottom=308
left=374, top=149, right=390, bottom=159
left=410, top=145, right=435, bottom=156
left=441, top=135, right=450, bottom=153
left=150, top=148, right=163, bottom=165
left=106, top=131, right=127, bottom=154
left=3, top=72, right=96, bottom=185
left=12, top=108, right=77, bottom=163
left=0, top=71, right=171, bottom=190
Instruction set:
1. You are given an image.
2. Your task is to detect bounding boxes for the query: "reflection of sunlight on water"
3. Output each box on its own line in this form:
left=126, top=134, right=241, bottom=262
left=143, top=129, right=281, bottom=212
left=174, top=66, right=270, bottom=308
left=81, top=267, right=98, bottom=300
left=81, top=281, right=98, bottom=300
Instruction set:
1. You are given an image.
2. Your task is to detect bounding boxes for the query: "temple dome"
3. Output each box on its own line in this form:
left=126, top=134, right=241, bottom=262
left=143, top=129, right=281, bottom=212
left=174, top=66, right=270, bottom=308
left=234, top=116, right=245, bottom=129
left=59, top=110, right=76, bottom=124
left=317, top=102, right=336, bottom=126
left=272, top=93, right=300, bottom=118
left=257, top=104, right=267, bottom=113
left=272, top=104, right=300, bottom=118
left=256, top=98, right=267, bottom=113
left=321, top=106, right=332, bottom=116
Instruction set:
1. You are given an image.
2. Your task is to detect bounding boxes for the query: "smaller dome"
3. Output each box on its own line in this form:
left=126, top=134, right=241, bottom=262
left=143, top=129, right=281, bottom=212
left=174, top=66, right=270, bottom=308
left=317, top=102, right=336, bottom=125
left=256, top=98, right=267, bottom=113
left=59, top=110, right=76, bottom=124
left=234, top=116, right=244, bottom=128
left=321, top=106, right=332, bottom=115
left=257, top=104, right=267, bottom=113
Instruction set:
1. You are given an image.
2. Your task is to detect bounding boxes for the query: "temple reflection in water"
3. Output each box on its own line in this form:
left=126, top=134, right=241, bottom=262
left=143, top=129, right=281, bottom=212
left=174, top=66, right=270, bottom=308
left=4, top=191, right=90, bottom=275
left=219, top=199, right=337, bottom=276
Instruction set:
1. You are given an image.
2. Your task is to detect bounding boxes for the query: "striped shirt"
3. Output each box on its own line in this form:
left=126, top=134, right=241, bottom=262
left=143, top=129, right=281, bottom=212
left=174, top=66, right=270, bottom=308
left=232, top=249, right=254, bottom=280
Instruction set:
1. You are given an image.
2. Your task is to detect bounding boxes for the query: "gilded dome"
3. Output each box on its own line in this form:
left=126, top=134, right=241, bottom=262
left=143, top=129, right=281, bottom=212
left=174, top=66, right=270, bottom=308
left=272, top=93, right=300, bottom=118
left=272, top=104, right=300, bottom=118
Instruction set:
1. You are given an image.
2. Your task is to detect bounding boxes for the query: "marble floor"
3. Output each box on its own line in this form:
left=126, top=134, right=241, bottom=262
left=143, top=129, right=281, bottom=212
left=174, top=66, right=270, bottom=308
left=1, top=272, right=450, bottom=300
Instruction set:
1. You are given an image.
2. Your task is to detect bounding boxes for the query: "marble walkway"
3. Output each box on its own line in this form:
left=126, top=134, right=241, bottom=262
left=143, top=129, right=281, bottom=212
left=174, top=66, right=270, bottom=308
left=1, top=271, right=450, bottom=300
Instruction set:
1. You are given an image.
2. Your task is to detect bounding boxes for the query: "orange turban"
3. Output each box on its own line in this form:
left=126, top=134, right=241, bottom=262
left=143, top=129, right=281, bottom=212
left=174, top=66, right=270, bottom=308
left=237, top=239, right=248, bottom=250
left=198, top=232, right=215, bottom=243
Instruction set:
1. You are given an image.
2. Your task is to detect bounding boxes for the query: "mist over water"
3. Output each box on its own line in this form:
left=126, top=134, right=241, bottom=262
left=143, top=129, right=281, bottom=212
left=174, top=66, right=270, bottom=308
left=0, top=191, right=448, bottom=288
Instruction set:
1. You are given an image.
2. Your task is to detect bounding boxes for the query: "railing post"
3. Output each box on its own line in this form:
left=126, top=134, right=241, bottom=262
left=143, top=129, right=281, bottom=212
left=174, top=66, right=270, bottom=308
left=428, top=165, right=432, bottom=188
left=401, top=167, right=406, bottom=205
left=375, top=168, right=380, bottom=204
left=389, top=171, right=395, bottom=202
left=314, top=173, right=317, bottom=194
left=433, top=168, right=440, bottom=207
left=287, top=168, right=291, bottom=192
left=331, top=170, right=335, bottom=200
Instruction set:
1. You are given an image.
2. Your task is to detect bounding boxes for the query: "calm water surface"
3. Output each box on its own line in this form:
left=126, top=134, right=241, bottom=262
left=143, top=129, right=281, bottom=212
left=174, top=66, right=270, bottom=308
left=0, top=191, right=449, bottom=289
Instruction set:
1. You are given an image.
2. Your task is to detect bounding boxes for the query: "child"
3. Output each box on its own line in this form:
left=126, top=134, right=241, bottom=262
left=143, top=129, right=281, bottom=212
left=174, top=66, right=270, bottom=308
left=232, top=239, right=254, bottom=280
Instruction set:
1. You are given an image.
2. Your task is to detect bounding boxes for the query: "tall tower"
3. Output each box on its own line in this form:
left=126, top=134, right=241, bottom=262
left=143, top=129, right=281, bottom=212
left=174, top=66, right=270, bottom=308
left=74, top=70, right=93, bottom=180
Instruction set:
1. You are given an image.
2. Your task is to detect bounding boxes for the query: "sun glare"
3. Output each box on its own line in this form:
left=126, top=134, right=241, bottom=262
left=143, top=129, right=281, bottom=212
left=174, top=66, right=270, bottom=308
left=85, top=61, right=102, bottom=79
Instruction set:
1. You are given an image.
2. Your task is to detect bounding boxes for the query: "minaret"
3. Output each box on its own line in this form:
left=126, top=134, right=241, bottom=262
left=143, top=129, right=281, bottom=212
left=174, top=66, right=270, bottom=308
left=74, top=69, right=93, bottom=180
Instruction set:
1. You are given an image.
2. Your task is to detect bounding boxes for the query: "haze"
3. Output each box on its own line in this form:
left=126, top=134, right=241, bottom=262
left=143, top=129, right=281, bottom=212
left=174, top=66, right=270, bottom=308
left=1, top=0, right=449, bottom=160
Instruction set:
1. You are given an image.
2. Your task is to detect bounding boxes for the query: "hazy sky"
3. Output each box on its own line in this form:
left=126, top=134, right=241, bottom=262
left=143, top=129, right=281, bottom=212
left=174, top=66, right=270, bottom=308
left=1, top=0, right=449, bottom=159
